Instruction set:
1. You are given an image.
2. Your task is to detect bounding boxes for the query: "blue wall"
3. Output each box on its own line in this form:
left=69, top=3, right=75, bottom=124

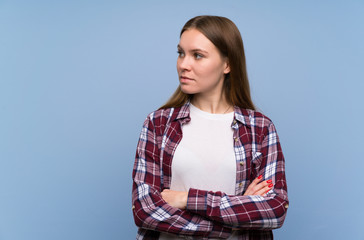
left=1, top=1, right=363, bottom=239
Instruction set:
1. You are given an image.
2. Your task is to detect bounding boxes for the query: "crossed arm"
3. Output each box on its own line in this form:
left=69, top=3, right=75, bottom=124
left=161, top=175, right=274, bottom=210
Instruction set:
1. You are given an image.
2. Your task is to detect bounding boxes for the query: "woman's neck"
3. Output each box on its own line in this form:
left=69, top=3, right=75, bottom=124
left=191, top=94, right=232, bottom=114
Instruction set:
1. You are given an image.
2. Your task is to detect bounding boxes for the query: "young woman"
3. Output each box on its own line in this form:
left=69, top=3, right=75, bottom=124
left=132, top=15, right=288, bottom=240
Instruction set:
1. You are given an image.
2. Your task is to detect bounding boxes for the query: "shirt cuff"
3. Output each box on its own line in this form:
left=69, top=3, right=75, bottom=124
left=186, top=188, right=208, bottom=213
left=187, top=188, right=232, bottom=238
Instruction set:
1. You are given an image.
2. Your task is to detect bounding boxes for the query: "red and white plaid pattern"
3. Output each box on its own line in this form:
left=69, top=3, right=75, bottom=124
left=132, top=102, right=288, bottom=239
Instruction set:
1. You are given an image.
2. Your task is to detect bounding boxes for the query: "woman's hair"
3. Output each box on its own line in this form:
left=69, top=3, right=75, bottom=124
left=160, top=15, right=255, bottom=110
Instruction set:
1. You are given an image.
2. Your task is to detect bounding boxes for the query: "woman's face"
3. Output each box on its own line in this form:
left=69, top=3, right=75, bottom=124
left=177, top=28, right=230, bottom=97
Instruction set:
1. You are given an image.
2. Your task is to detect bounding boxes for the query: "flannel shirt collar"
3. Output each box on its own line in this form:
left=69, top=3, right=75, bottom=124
left=173, top=101, right=252, bottom=128
left=173, top=101, right=191, bottom=121
left=233, top=106, right=252, bottom=128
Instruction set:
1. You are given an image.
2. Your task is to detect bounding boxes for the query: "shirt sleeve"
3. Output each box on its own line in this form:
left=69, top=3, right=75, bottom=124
left=186, top=122, right=289, bottom=230
left=132, top=115, right=232, bottom=238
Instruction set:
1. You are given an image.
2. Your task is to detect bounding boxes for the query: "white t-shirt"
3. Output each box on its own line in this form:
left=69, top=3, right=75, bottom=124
left=159, top=104, right=237, bottom=239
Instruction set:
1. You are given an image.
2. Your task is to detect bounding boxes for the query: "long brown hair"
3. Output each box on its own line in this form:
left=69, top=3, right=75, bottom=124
left=160, top=15, right=255, bottom=110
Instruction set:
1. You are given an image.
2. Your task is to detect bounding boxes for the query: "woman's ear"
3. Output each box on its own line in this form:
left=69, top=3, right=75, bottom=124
left=224, top=60, right=230, bottom=74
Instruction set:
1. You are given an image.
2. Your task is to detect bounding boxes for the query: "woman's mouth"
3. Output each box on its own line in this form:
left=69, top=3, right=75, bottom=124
left=180, top=76, right=194, bottom=83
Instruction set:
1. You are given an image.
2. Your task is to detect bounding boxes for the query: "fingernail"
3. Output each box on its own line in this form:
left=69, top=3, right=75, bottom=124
left=258, top=175, right=263, bottom=179
left=266, top=190, right=270, bottom=194
left=268, top=183, right=273, bottom=188
left=266, top=180, right=272, bottom=184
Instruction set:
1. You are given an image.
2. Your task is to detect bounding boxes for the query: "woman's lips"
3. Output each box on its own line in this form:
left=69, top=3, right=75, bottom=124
left=180, top=76, right=194, bottom=83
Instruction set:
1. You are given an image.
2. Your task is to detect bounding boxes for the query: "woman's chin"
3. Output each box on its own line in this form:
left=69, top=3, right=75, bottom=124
left=180, top=86, right=198, bottom=95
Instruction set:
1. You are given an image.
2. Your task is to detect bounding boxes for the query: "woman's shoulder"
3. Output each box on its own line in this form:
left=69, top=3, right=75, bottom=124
left=235, top=107, right=274, bottom=128
left=144, top=104, right=189, bottom=125
left=147, top=107, right=174, bottom=119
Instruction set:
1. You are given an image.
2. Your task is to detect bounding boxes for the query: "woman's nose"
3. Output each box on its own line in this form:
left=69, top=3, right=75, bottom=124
left=178, top=56, right=192, bottom=71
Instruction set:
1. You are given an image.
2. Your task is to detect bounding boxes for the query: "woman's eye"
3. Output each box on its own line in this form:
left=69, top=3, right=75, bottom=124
left=194, top=53, right=203, bottom=59
left=177, top=51, right=185, bottom=57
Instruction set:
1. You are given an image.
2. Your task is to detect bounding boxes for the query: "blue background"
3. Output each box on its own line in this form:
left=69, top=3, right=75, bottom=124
left=1, top=0, right=363, bottom=239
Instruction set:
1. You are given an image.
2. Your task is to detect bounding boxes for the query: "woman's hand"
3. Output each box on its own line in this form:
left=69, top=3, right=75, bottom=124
left=243, top=175, right=273, bottom=196
left=161, top=189, right=188, bottom=209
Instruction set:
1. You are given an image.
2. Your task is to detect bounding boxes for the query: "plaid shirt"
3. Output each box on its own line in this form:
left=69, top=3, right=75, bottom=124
left=132, top=102, right=288, bottom=240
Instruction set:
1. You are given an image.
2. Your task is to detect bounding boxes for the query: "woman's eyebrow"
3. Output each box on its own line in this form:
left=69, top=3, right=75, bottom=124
left=177, top=44, right=208, bottom=53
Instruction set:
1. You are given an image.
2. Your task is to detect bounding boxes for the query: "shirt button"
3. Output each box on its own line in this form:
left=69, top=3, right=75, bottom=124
left=284, top=204, right=289, bottom=209
left=239, top=182, right=243, bottom=187
left=234, top=137, right=239, bottom=142
left=132, top=205, right=135, bottom=210
left=240, top=161, right=244, bottom=166
left=233, top=120, right=237, bottom=124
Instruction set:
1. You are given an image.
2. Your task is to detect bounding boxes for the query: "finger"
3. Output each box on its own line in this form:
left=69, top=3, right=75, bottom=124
left=245, top=175, right=263, bottom=194
left=252, top=175, right=264, bottom=185
left=251, top=179, right=270, bottom=193
left=248, top=179, right=272, bottom=195
left=256, top=183, right=274, bottom=196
